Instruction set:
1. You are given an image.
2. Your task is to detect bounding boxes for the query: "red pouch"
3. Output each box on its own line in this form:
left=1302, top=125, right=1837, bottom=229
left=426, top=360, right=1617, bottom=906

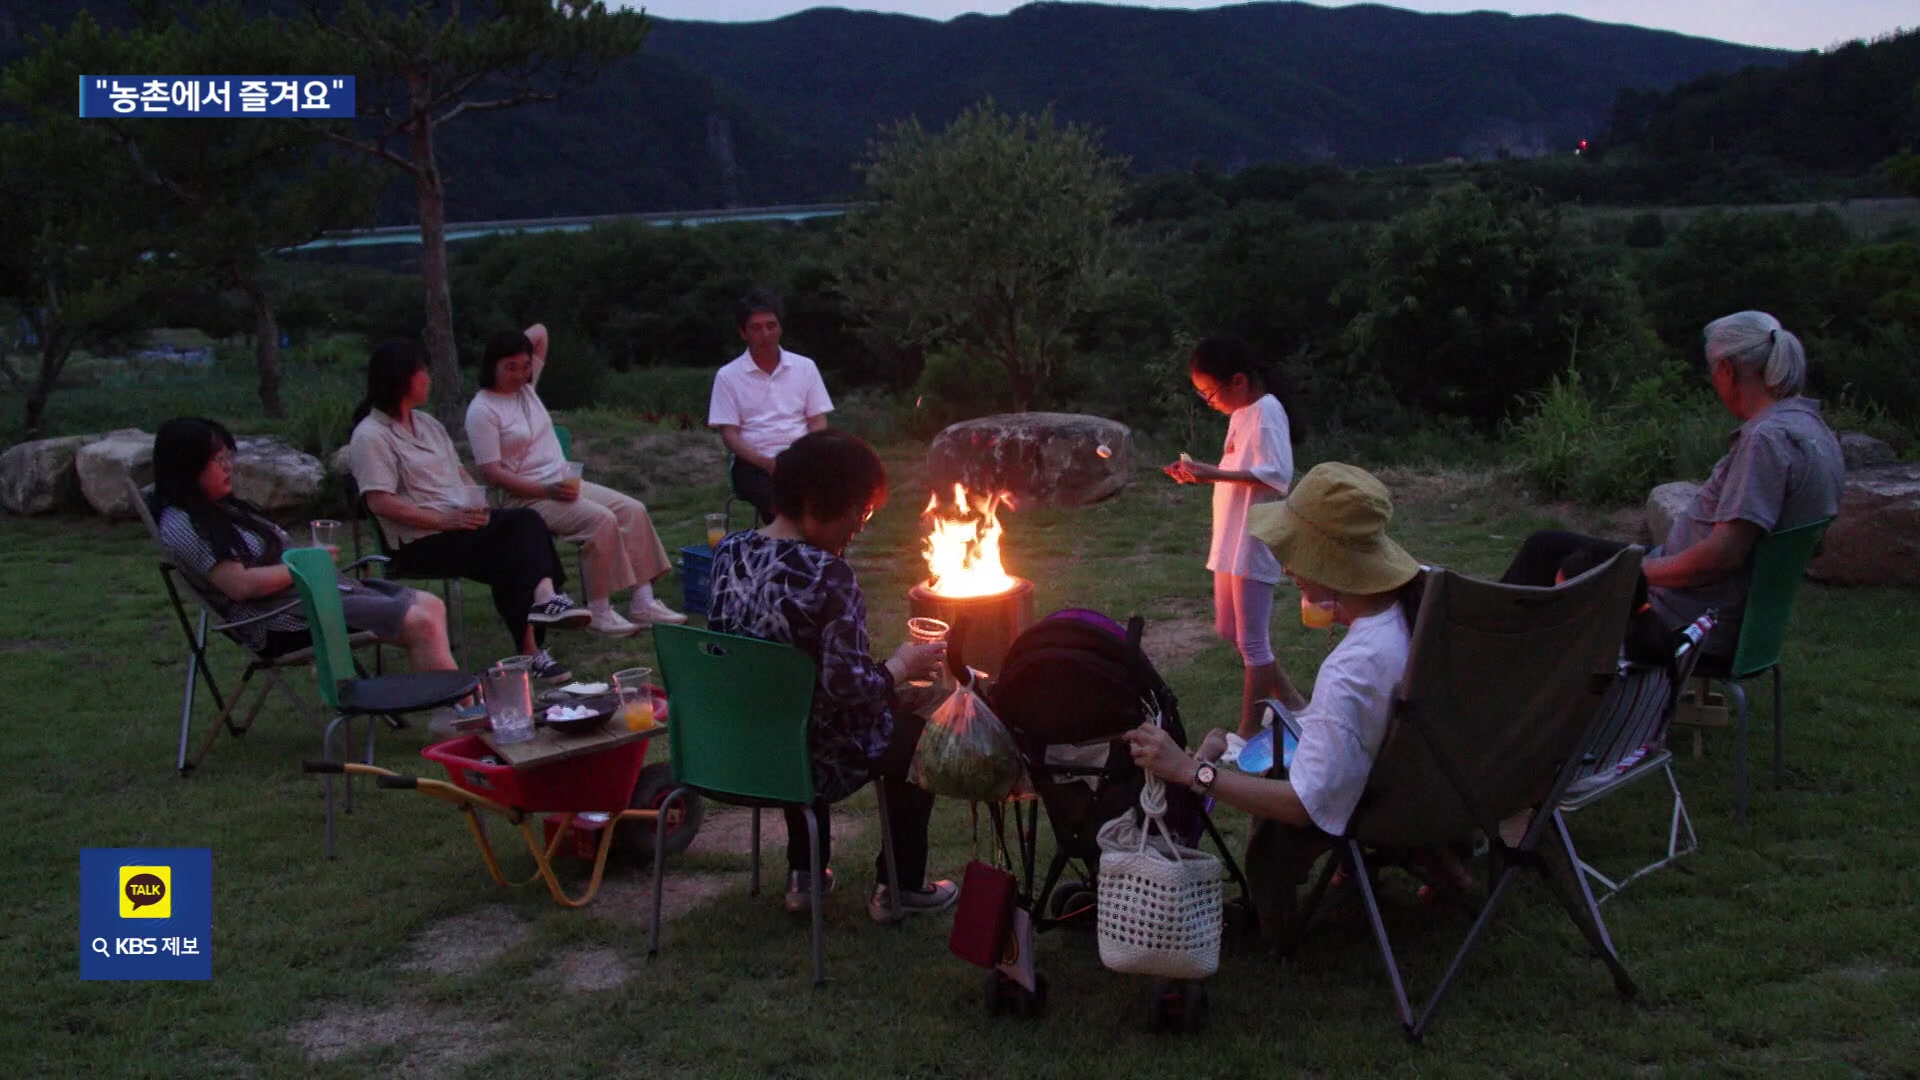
left=948, top=858, right=1016, bottom=968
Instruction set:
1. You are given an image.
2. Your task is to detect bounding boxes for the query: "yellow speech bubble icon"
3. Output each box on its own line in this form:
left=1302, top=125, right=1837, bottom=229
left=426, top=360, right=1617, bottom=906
left=119, top=865, right=171, bottom=919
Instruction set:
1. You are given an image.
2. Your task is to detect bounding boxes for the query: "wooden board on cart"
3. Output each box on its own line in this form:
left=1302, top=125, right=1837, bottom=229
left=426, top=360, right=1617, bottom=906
left=481, top=721, right=660, bottom=770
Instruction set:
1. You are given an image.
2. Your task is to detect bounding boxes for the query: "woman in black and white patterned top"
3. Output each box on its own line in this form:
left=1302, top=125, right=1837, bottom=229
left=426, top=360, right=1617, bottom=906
left=708, top=430, right=958, bottom=923
left=152, top=416, right=459, bottom=673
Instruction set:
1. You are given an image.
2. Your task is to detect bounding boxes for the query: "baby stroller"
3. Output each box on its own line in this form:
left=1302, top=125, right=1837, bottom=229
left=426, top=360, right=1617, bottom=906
left=979, top=608, right=1251, bottom=1028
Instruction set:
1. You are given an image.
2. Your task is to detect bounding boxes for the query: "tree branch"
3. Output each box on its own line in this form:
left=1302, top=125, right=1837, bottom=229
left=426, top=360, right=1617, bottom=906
left=104, top=127, right=202, bottom=207
left=437, top=91, right=554, bottom=126
left=322, top=129, right=421, bottom=177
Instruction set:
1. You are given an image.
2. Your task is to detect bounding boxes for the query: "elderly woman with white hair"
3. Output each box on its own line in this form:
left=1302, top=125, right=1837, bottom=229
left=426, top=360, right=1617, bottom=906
left=1497, top=310, right=1845, bottom=656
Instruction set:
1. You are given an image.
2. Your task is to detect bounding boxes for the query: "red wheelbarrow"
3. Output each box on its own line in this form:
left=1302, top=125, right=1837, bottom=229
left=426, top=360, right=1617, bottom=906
left=304, top=688, right=703, bottom=908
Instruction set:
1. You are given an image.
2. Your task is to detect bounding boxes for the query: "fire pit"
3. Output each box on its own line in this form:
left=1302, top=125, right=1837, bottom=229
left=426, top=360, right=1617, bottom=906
left=908, top=485, right=1036, bottom=678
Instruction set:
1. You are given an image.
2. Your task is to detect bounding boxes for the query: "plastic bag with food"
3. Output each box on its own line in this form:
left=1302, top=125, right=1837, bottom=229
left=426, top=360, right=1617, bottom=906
left=910, top=671, right=1022, bottom=801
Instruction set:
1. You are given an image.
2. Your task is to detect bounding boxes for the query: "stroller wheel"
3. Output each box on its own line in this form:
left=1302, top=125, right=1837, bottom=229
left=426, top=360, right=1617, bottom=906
left=1013, top=972, right=1049, bottom=1019
left=1223, top=895, right=1261, bottom=942
left=1047, top=881, right=1096, bottom=923
left=983, top=970, right=1006, bottom=1017
left=1181, top=981, right=1209, bottom=1033
left=1146, top=977, right=1179, bottom=1033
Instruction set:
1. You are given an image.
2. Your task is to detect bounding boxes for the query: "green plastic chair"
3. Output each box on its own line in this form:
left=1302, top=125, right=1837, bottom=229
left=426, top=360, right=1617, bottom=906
left=646, top=623, right=901, bottom=986
left=554, top=423, right=574, bottom=463
left=1691, top=516, right=1834, bottom=825
left=283, top=547, right=479, bottom=857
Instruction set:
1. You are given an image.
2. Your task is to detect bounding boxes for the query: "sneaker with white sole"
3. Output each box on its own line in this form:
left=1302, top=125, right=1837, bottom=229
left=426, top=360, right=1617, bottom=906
left=785, top=867, right=835, bottom=913
left=587, top=608, right=642, bottom=637
left=628, top=598, right=689, bottom=627
left=528, top=593, right=591, bottom=628
left=868, top=879, right=958, bottom=923
left=530, top=650, right=572, bottom=685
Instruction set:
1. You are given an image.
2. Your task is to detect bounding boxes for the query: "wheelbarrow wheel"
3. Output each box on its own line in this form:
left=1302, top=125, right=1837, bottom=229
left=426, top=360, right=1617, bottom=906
left=614, top=763, right=705, bottom=861
left=1047, top=880, right=1096, bottom=923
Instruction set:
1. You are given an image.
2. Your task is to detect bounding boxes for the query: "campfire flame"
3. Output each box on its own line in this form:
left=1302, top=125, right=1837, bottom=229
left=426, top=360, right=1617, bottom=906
left=922, top=484, right=1016, bottom=598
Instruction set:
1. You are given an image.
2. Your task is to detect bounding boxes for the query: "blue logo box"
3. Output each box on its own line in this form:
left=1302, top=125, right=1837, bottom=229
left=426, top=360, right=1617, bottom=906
left=80, top=848, right=212, bottom=981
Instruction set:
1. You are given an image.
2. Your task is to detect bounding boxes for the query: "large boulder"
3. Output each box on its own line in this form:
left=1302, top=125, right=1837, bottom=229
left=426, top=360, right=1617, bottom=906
left=0, top=433, right=107, bottom=515
left=329, top=445, right=353, bottom=478
left=1808, top=462, right=1920, bottom=587
left=927, top=413, right=1133, bottom=508
left=232, top=436, right=324, bottom=511
left=76, top=430, right=155, bottom=518
left=1838, top=431, right=1896, bottom=471
left=1644, top=481, right=1701, bottom=547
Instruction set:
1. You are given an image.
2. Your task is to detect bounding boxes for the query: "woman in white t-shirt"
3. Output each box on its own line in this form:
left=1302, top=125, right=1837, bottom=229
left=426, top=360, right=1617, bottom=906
left=1126, top=463, right=1430, bottom=939
left=465, top=325, right=687, bottom=636
left=1163, top=334, right=1304, bottom=739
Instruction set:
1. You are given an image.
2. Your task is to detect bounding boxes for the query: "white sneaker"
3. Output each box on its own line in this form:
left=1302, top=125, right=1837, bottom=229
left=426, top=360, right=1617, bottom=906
left=628, top=598, right=689, bottom=627
left=587, top=608, right=641, bottom=637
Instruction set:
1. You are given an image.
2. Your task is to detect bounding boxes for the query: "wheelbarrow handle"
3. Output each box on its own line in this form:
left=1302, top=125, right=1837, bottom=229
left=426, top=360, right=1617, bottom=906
left=375, top=774, right=419, bottom=789
left=302, top=760, right=346, bottom=774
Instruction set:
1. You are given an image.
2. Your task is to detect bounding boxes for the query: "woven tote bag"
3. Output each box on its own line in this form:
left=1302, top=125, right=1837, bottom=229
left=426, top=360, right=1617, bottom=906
left=1095, top=773, right=1223, bottom=979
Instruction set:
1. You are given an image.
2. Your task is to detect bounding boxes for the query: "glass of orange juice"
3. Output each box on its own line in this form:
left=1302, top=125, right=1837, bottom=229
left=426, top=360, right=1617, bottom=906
left=1300, top=594, right=1337, bottom=630
left=613, top=666, right=655, bottom=731
left=704, top=512, right=727, bottom=550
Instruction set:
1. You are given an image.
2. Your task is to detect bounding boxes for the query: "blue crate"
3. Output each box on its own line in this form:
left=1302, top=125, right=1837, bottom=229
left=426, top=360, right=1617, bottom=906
left=679, top=545, right=714, bottom=615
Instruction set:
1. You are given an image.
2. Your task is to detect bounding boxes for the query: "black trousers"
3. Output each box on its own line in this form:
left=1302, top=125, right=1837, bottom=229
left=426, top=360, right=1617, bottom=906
left=730, top=458, right=775, bottom=526
left=1498, top=530, right=1628, bottom=588
left=391, top=508, right=565, bottom=651
left=785, top=710, right=935, bottom=890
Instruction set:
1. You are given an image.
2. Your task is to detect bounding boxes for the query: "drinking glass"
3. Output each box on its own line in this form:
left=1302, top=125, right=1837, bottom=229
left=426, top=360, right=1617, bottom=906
left=308, top=519, right=341, bottom=559
left=484, top=657, right=535, bottom=745
left=563, top=461, right=585, bottom=497
left=906, top=616, right=951, bottom=688
left=1300, top=594, right=1336, bottom=630
left=612, top=666, right=655, bottom=732
left=704, top=512, right=727, bottom=550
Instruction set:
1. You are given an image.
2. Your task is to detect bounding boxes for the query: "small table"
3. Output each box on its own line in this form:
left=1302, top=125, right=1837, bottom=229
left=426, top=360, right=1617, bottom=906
left=481, top=720, right=664, bottom=770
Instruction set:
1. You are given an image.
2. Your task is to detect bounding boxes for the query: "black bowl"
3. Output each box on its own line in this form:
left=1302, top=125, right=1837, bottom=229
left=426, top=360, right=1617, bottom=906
left=539, top=694, right=617, bottom=734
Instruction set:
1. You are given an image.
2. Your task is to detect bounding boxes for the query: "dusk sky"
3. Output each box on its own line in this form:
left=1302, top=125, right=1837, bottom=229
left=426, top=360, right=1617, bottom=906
left=626, top=1, right=1914, bottom=51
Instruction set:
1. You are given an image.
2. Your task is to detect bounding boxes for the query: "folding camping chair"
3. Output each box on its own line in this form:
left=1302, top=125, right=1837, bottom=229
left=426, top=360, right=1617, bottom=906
left=646, top=624, right=903, bottom=986
left=1680, top=517, right=1833, bottom=826
left=1283, top=550, right=1642, bottom=1040
left=346, top=480, right=469, bottom=669
left=1558, top=611, right=1717, bottom=903
left=282, top=547, right=478, bottom=857
left=126, top=477, right=384, bottom=775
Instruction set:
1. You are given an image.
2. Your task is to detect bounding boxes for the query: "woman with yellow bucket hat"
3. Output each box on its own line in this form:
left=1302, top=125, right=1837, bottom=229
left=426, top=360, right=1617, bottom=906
left=1126, top=462, right=1437, bottom=936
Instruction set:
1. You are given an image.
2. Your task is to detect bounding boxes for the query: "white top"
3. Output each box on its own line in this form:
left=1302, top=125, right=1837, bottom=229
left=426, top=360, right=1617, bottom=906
left=706, top=349, right=834, bottom=461
left=466, top=385, right=567, bottom=485
left=1289, top=607, right=1411, bottom=836
left=1206, top=394, right=1293, bottom=584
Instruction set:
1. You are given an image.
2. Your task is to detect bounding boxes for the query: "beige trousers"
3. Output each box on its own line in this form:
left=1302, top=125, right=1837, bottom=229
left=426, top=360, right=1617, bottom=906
left=499, top=480, right=670, bottom=600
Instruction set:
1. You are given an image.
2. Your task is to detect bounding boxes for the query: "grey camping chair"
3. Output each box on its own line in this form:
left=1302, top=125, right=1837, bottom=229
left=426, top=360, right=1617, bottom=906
left=127, top=477, right=383, bottom=775
left=1558, top=610, right=1717, bottom=903
left=1282, top=549, right=1642, bottom=1041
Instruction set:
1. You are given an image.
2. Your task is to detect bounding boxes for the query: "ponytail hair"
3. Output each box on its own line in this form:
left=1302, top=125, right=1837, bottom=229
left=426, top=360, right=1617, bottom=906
left=1703, top=310, right=1807, bottom=396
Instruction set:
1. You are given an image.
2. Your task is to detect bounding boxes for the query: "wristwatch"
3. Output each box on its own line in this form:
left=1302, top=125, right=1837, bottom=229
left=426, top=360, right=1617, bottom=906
left=1190, top=761, right=1218, bottom=796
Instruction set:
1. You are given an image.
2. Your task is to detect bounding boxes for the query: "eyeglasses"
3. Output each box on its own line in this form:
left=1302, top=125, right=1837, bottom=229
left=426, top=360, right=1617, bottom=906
left=211, top=451, right=235, bottom=469
left=861, top=504, right=876, bottom=524
left=1195, top=384, right=1221, bottom=406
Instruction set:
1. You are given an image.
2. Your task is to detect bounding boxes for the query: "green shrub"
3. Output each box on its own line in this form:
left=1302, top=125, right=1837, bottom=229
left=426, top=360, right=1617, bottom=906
left=594, top=366, right=714, bottom=423
left=1512, top=364, right=1725, bottom=506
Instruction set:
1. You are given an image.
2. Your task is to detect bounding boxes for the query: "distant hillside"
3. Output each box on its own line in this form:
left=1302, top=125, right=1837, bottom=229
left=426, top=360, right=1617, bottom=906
left=1, top=1, right=1788, bottom=219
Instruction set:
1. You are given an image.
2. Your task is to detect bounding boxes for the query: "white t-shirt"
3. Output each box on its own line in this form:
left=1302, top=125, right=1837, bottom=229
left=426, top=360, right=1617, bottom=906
left=1206, top=394, right=1293, bottom=584
left=1289, top=607, right=1412, bottom=836
left=707, top=349, right=834, bottom=461
left=465, top=386, right=567, bottom=485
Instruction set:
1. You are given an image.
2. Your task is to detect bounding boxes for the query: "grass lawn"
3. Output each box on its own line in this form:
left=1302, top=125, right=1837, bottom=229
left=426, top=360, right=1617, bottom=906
left=3, top=422, right=1917, bottom=1079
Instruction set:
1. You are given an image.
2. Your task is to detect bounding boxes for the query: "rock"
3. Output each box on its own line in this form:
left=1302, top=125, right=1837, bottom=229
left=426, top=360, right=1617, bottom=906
left=75, top=430, right=156, bottom=518
left=232, top=436, right=324, bottom=511
left=1838, top=431, right=1896, bottom=471
left=0, top=434, right=104, bottom=515
left=329, top=445, right=353, bottom=478
left=1808, top=462, right=1920, bottom=587
left=926, top=413, right=1134, bottom=508
left=1644, top=481, right=1701, bottom=547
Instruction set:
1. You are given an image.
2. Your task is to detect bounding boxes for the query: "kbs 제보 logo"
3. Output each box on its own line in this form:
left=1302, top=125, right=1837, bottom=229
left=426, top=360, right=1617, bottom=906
left=119, top=865, right=171, bottom=918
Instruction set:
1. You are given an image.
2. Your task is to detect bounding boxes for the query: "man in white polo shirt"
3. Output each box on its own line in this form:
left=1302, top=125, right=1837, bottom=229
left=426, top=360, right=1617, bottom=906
left=707, top=288, right=834, bottom=524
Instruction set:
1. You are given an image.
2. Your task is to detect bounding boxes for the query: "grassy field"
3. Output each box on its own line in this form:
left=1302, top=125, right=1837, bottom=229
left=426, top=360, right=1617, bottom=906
left=3, top=412, right=1918, bottom=1078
